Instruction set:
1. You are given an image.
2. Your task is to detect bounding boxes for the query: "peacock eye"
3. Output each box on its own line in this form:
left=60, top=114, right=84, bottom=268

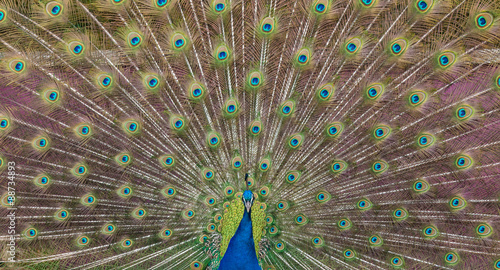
left=156, top=0, right=168, bottom=7
left=0, top=9, right=6, bottom=23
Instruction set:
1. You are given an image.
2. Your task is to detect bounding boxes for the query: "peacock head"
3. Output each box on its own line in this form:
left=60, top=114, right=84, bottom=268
left=242, top=190, right=254, bottom=213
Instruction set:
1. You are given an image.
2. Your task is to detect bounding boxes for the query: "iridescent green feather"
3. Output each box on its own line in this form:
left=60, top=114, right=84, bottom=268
left=251, top=201, right=266, bottom=257
left=220, top=198, right=244, bottom=257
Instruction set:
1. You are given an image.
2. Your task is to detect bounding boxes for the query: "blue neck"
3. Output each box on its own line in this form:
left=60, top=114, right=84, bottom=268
left=218, top=209, right=261, bottom=270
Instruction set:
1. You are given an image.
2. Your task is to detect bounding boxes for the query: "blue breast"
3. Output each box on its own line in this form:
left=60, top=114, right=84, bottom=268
left=218, top=209, right=261, bottom=270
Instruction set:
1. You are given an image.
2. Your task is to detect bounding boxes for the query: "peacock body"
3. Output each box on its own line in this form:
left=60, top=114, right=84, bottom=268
left=0, top=0, right=500, bottom=269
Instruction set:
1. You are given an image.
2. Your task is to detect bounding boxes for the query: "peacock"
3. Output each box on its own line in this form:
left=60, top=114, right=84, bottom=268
left=0, top=0, right=500, bottom=269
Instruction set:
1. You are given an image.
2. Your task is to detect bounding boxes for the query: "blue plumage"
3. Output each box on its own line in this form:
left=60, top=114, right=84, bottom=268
left=219, top=208, right=261, bottom=270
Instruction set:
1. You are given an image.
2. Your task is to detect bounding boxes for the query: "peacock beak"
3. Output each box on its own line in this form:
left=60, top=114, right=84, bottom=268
left=244, top=200, right=252, bottom=212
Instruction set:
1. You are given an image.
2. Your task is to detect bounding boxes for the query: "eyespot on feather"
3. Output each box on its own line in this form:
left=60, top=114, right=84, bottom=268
left=246, top=176, right=255, bottom=188
left=316, top=191, right=331, bottom=203
left=171, top=32, right=188, bottom=50
left=0, top=115, right=11, bottom=132
left=287, top=133, right=304, bottom=149
left=259, top=157, right=271, bottom=172
left=212, top=0, right=227, bottom=14
left=475, top=223, right=493, bottom=238
left=183, top=209, right=195, bottom=220
left=371, top=160, right=388, bottom=174
left=455, top=105, right=474, bottom=121
left=331, top=160, right=347, bottom=174
left=444, top=251, right=459, bottom=265
left=231, top=155, right=243, bottom=170
left=68, top=41, right=85, bottom=56
left=313, top=0, right=329, bottom=14
left=345, top=38, right=361, bottom=54
left=495, top=259, right=500, bottom=270
left=0, top=9, right=7, bottom=23
left=437, top=51, right=456, bottom=69
left=247, top=71, right=263, bottom=89
left=359, top=0, right=376, bottom=8
left=390, top=256, right=405, bottom=268
left=9, top=59, right=26, bottom=73
left=115, top=152, right=132, bottom=167
left=357, top=198, right=372, bottom=211
left=81, top=194, right=96, bottom=207
left=338, top=218, right=352, bottom=230
left=389, top=38, right=408, bottom=56
left=42, top=89, right=62, bottom=105
left=72, top=163, right=88, bottom=177
left=102, top=223, right=116, bottom=235
left=224, top=186, right=235, bottom=197
left=154, top=0, right=169, bottom=8
left=276, top=200, right=289, bottom=211
left=127, top=32, right=143, bottom=48
left=295, top=48, right=311, bottom=65
left=46, top=2, right=63, bottom=17
left=416, top=133, right=435, bottom=148
left=316, top=83, right=334, bottom=102
left=188, top=82, right=206, bottom=101
left=201, top=167, right=215, bottom=181
left=278, top=100, right=295, bottom=117
left=275, top=241, right=285, bottom=251
left=475, top=12, right=493, bottom=29
left=413, top=179, right=430, bottom=194
left=368, top=234, right=383, bottom=246
left=365, top=83, right=384, bottom=100
left=159, top=228, right=172, bottom=240
left=408, top=90, right=427, bottom=107
left=144, top=75, right=160, bottom=90
left=97, top=74, right=113, bottom=89
left=415, top=0, right=433, bottom=13
left=205, top=196, right=217, bottom=206
left=170, top=115, right=187, bottom=132
left=122, top=119, right=141, bottom=135
left=161, top=186, right=176, bottom=198
left=260, top=17, right=276, bottom=35
left=23, top=227, right=38, bottom=240
left=34, top=174, right=51, bottom=188
left=120, top=238, right=133, bottom=248
left=76, top=235, right=90, bottom=246
left=132, top=207, right=147, bottom=219
left=269, top=225, right=279, bottom=236
left=286, top=171, right=301, bottom=183
left=206, top=223, right=217, bottom=232
left=372, top=125, right=391, bottom=140
left=207, top=131, right=222, bottom=148
left=117, top=185, right=133, bottom=198
left=215, top=44, right=230, bottom=62
left=422, top=225, right=439, bottom=239
left=449, top=195, right=467, bottom=211
left=54, top=208, right=70, bottom=221
left=223, top=98, right=240, bottom=117
left=343, top=249, right=356, bottom=260
left=312, top=236, right=324, bottom=247
left=74, top=123, right=93, bottom=138
left=32, top=136, right=51, bottom=151
left=111, top=0, right=126, bottom=5
left=325, top=122, right=344, bottom=138
left=214, top=213, right=223, bottom=223
left=455, top=154, right=473, bottom=169
left=392, top=208, right=409, bottom=221
left=249, top=119, right=263, bottom=136
left=159, top=154, right=175, bottom=168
